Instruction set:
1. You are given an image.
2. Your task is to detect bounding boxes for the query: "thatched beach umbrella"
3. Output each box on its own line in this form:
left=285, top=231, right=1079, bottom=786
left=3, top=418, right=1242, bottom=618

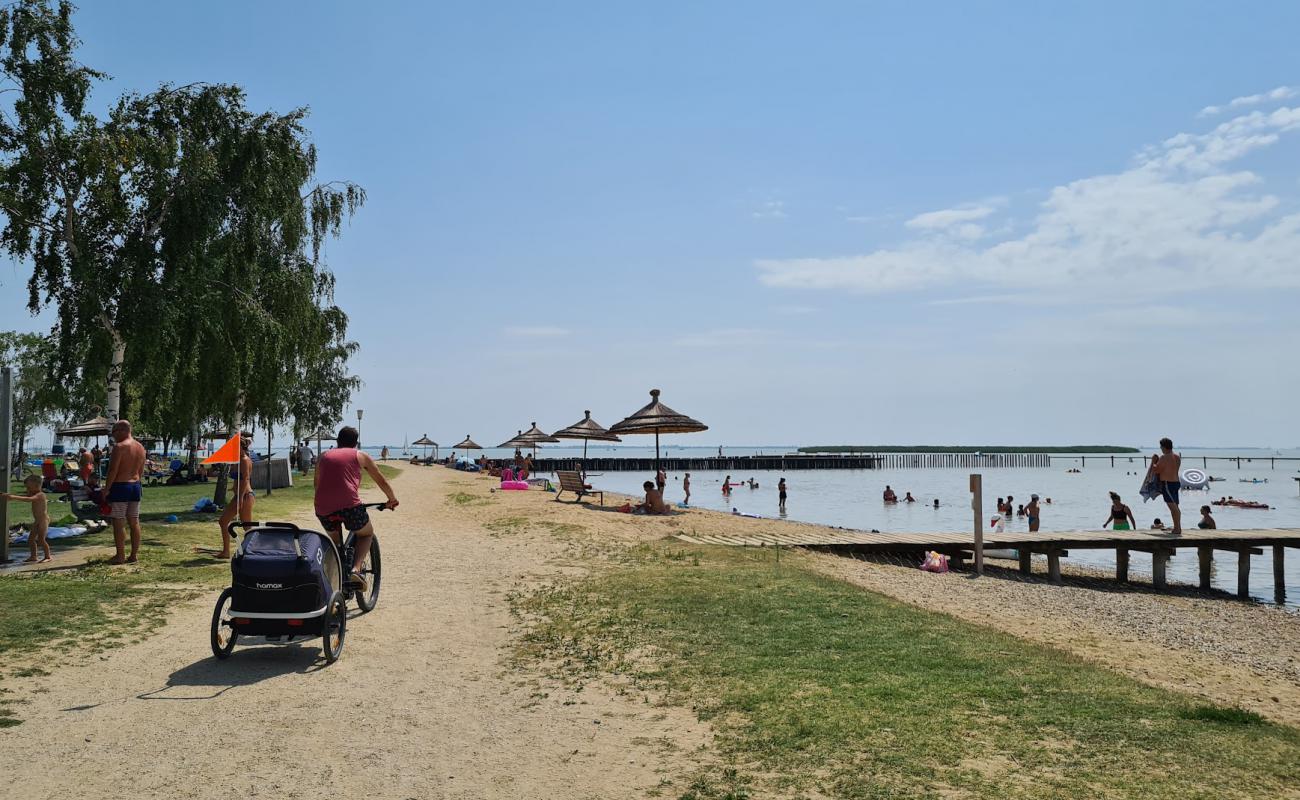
left=305, top=427, right=337, bottom=461
left=609, top=389, right=708, bottom=472
left=453, top=435, right=482, bottom=462
left=552, top=410, right=621, bottom=465
left=411, top=434, right=437, bottom=459
left=56, top=415, right=114, bottom=441
left=512, top=422, right=560, bottom=461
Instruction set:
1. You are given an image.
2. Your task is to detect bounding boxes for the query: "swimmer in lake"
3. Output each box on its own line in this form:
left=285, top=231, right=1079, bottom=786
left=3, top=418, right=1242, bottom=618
left=883, top=485, right=898, bottom=503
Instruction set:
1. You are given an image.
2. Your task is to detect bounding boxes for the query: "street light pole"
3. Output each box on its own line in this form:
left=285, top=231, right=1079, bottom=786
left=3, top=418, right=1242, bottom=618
left=357, top=408, right=364, bottom=448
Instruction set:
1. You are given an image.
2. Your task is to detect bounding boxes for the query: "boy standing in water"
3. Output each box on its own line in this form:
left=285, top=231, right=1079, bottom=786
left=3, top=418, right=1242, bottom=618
left=3, top=475, right=50, bottom=562
left=778, top=477, right=787, bottom=511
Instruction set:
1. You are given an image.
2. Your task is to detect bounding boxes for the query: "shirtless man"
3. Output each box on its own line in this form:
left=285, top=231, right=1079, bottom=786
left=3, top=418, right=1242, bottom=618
left=1147, top=437, right=1182, bottom=534
left=655, top=468, right=667, bottom=494
left=638, top=481, right=669, bottom=515
left=883, top=485, right=898, bottom=503
left=1026, top=494, right=1041, bottom=532
left=105, top=420, right=146, bottom=564
left=682, top=472, right=691, bottom=505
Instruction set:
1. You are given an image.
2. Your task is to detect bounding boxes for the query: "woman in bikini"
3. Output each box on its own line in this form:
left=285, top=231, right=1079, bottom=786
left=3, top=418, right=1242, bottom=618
left=216, top=436, right=255, bottom=559
left=1103, top=491, right=1136, bottom=531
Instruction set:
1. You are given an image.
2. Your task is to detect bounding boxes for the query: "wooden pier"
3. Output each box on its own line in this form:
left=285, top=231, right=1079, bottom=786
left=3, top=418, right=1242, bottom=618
left=532, top=452, right=1051, bottom=472
left=675, top=527, right=1300, bottom=602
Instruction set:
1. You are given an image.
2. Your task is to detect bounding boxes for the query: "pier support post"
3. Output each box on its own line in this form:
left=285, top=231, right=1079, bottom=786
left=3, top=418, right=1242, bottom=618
left=1152, top=549, right=1169, bottom=589
left=1018, top=549, right=1032, bottom=576
left=1047, top=551, right=1062, bottom=584
left=1238, top=549, right=1251, bottom=599
left=1274, top=545, right=1286, bottom=604
left=1198, top=546, right=1212, bottom=591
left=1116, top=548, right=1129, bottom=583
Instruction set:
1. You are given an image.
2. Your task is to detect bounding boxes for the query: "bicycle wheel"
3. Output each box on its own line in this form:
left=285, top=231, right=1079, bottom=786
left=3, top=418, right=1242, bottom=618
left=210, top=587, right=238, bottom=660
left=321, top=592, right=347, bottom=664
left=354, top=535, right=382, bottom=613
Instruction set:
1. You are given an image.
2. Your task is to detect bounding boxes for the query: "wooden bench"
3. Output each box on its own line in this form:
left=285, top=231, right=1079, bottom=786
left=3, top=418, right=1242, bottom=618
left=554, top=470, right=602, bottom=505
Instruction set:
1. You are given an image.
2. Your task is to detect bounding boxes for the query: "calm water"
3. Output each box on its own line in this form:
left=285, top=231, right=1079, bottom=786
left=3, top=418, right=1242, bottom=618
left=567, top=459, right=1300, bottom=609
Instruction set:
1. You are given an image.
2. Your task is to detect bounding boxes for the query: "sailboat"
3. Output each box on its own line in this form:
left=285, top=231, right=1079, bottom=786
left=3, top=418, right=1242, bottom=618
left=401, top=435, right=411, bottom=457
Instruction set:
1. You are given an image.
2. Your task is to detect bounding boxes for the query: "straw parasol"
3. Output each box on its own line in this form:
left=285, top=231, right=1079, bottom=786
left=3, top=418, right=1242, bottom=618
left=552, top=410, right=621, bottom=465
left=411, top=434, right=437, bottom=459
left=305, top=427, right=336, bottom=460
left=56, top=415, right=114, bottom=439
left=608, top=389, right=708, bottom=472
left=452, top=435, right=482, bottom=462
left=509, top=422, right=560, bottom=461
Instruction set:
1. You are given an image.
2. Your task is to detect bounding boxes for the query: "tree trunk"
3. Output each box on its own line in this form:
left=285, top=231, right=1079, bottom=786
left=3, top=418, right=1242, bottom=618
left=100, top=313, right=125, bottom=422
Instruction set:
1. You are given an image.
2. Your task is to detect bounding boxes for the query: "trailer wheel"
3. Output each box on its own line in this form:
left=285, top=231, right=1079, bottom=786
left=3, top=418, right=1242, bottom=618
left=322, top=592, right=347, bottom=664
left=210, top=588, right=238, bottom=660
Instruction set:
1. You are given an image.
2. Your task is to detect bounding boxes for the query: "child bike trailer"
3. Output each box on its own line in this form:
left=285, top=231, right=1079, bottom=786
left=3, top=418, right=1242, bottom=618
left=210, top=522, right=349, bottom=663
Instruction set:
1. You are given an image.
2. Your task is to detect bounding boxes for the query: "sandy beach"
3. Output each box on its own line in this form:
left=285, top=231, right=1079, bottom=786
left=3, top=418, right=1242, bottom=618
left=3, top=462, right=1300, bottom=798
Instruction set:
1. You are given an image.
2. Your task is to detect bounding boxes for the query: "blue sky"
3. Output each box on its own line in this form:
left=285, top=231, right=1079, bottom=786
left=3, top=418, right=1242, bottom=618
left=3, top=1, right=1300, bottom=448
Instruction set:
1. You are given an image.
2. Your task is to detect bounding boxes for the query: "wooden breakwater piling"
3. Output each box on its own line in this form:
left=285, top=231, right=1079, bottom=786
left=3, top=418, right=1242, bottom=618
left=530, top=452, right=1052, bottom=472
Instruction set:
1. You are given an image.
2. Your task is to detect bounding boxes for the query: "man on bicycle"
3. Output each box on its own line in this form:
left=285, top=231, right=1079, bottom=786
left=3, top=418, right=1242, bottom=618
left=313, top=425, right=399, bottom=590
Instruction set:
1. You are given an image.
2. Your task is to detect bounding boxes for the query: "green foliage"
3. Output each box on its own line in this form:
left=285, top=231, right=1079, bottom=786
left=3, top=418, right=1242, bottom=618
left=0, top=0, right=365, bottom=441
left=0, top=331, right=65, bottom=461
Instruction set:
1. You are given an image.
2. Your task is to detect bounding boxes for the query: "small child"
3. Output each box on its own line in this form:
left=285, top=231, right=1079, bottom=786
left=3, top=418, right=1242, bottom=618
left=3, top=474, right=50, bottom=563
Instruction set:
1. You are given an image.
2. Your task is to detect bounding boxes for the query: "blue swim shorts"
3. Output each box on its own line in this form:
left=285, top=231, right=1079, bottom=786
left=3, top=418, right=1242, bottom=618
left=1159, top=480, right=1180, bottom=504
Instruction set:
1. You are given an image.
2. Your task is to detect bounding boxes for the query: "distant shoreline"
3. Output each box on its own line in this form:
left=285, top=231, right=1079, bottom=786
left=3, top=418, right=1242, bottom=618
left=798, top=445, right=1141, bottom=454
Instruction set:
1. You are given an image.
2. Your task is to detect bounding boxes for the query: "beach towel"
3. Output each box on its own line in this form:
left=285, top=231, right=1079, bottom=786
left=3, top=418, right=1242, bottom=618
left=1139, top=470, right=1161, bottom=503
left=10, top=525, right=88, bottom=544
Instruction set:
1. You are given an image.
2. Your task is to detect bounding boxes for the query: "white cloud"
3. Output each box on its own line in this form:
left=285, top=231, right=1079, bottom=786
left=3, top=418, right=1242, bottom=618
left=756, top=93, right=1300, bottom=300
left=1198, top=85, right=1295, bottom=117
left=673, top=328, right=768, bottom=348
left=752, top=200, right=787, bottom=219
left=505, top=326, right=569, bottom=338
left=905, top=205, right=995, bottom=230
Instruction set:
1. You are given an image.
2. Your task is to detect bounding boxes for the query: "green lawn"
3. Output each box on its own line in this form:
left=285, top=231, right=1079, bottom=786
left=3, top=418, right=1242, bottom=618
left=0, top=464, right=398, bottom=728
left=514, top=544, right=1300, bottom=799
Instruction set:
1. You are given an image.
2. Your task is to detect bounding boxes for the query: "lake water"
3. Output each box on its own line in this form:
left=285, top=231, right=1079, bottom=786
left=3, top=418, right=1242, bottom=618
left=533, top=455, right=1300, bottom=610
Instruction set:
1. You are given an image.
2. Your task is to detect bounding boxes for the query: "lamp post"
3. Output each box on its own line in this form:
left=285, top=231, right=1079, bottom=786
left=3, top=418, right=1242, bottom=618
left=357, top=408, right=364, bottom=447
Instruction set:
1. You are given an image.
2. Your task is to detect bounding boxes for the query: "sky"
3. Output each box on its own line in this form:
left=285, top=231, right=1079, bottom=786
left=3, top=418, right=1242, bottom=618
left=3, top=1, right=1299, bottom=449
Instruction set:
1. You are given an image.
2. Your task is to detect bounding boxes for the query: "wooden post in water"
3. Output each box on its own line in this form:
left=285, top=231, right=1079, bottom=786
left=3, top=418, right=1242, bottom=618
left=1238, top=549, right=1251, bottom=599
left=1273, top=545, right=1285, bottom=603
left=1152, top=549, right=1169, bottom=589
left=970, top=473, right=983, bottom=576
left=1198, top=546, right=1213, bottom=591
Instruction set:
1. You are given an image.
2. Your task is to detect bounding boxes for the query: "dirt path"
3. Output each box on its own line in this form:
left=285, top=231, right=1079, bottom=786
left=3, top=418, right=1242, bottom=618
left=1, top=466, right=708, bottom=800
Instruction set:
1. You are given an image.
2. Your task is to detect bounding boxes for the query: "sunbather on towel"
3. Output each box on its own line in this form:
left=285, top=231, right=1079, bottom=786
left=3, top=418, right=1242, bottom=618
left=637, top=481, right=670, bottom=515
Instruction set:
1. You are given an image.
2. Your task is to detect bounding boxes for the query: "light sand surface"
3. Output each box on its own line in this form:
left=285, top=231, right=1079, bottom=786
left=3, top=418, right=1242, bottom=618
left=0, top=465, right=711, bottom=800
left=4, top=463, right=1300, bottom=799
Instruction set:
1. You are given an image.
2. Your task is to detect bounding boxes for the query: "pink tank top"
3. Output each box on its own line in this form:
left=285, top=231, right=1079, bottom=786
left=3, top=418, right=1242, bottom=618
left=315, top=448, right=362, bottom=515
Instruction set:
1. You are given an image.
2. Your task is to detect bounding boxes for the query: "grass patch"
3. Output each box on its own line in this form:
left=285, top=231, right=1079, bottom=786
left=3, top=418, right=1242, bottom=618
left=448, top=491, right=491, bottom=506
left=514, top=544, right=1300, bottom=799
left=1181, top=706, right=1266, bottom=726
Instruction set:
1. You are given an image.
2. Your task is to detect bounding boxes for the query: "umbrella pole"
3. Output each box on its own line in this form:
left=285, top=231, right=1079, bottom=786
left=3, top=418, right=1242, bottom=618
left=655, top=429, right=660, bottom=473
